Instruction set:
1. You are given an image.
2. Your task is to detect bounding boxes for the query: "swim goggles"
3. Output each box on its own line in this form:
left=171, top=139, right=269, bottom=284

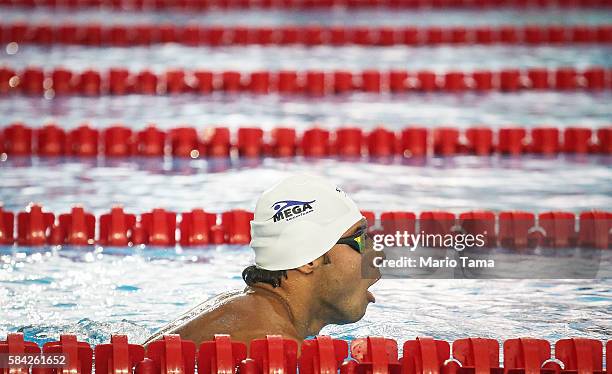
left=336, top=226, right=368, bottom=254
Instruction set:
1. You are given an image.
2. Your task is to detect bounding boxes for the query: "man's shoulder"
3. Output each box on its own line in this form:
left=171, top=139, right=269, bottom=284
left=186, top=289, right=278, bottom=330
left=143, top=287, right=300, bottom=347
left=180, top=294, right=297, bottom=347
left=144, top=289, right=281, bottom=344
left=143, top=290, right=246, bottom=345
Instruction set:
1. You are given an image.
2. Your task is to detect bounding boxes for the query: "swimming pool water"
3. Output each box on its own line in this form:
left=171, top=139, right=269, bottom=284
left=4, top=45, right=612, bottom=71
left=1, top=156, right=611, bottom=213
left=4, top=8, right=612, bottom=26
left=0, top=4, right=611, bottom=351
left=1, top=158, right=611, bottom=348
left=1, top=246, right=611, bottom=349
left=1, top=93, right=611, bottom=129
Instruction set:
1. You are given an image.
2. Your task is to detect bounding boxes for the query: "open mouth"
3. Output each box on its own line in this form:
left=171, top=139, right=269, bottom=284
left=366, top=275, right=380, bottom=303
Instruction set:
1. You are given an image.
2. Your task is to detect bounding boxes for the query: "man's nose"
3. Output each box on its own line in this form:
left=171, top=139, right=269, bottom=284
left=361, top=250, right=384, bottom=279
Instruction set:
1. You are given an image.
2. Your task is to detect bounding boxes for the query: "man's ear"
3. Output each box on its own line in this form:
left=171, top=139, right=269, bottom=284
left=295, top=255, right=325, bottom=275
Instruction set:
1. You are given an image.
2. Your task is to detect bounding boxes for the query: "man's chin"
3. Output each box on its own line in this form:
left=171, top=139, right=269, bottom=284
left=353, top=300, right=372, bottom=322
left=336, top=305, right=369, bottom=325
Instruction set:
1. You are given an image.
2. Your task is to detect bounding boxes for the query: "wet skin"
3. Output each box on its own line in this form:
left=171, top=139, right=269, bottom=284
left=143, top=218, right=379, bottom=350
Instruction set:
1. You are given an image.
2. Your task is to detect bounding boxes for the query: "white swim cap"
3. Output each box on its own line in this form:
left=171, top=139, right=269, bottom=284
left=250, top=174, right=363, bottom=271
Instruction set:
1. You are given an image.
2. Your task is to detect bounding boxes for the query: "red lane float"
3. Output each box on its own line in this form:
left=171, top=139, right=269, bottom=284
left=147, top=335, right=197, bottom=374
left=198, top=335, right=247, bottom=374
left=346, top=336, right=400, bottom=373
left=531, top=127, right=560, bottom=154
left=451, top=337, right=502, bottom=372
left=104, top=126, right=135, bottom=156
left=0, top=332, right=40, bottom=374
left=433, top=127, right=461, bottom=155
left=368, top=127, right=396, bottom=157
left=2, top=333, right=611, bottom=374
left=606, top=341, right=611, bottom=373
left=579, top=211, right=612, bottom=249
left=459, top=211, right=497, bottom=247
left=1, top=66, right=611, bottom=96
left=300, top=336, right=347, bottom=374
left=465, top=127, right=493, bottom=155
left=419, top=211, right=456, bottom=242
left=400, top=127, right=428, bottom=157
left=2, top=123, right=611, bottom=158
left=0, top=204, right=610, bottom=248
left=270, top=127, right=297, bottom=157
left=98, top=206, right=136, bottom=246
left=2, top=0, right=612, bottom=9
left=222, top=210, right=254, bottom=244
left=42, top=335, right=94, bottom=374
left=503, top=338, right=562, bottom=372
left=402, top=337, right=449, bottom=373
left=301, top=128, right=331, bottom=157
left=498, top=211, right=536, bottom=248
left=179, top=209, right=219, bottom=246
left=137, top=208, right=177, bottom=245
left=539, top=211, right=577, bottom=248
left=138, top=126, right=165, bottom=156
left=212, top=128, right=233, bottom=156
left=0, top=23, right=612, bottom=46
left=16, top=203, right=54, bottom=246
left=237, top=127, right=264, bottom=157
left=51, top=206, right=96, bottom=245
left=0, top=207, right=15, bottom=244
left=3, top=123, right=32, bottom=155
left=250, top=336, right=298, bottom=373
left=555, top=338, right=604, bottom=373
left=95, top=335, right=146, bottom=374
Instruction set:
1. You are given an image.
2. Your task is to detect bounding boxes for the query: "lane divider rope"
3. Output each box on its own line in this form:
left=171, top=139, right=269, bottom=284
left=2, top=123, right=611, bottom=157
left=1, top=333, right=610, bottom=374
left=1, top=66, right=612, bottom=96
left=0, top=203, right=610, bottom=247
left=2, top=23, right=611, bottom=46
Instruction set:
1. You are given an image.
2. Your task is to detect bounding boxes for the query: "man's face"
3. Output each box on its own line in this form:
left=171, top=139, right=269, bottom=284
left=317, top=218, right=380, bottom=324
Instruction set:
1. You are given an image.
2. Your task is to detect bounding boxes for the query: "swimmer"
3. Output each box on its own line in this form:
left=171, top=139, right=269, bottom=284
left=144, top=174, right=380, bottom=349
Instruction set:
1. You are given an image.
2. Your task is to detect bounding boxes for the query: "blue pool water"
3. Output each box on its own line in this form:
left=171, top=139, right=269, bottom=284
left=1, top=157, right=611, bottom=348
left=1, top=245, right=611, bottom=349
left=4, top=8, right=612, bottom=26
left=0, top=4, right=611, bottom=352
left=1, top=93, right=611, bottom=129
left=1, top=156, right=612, bottom=213
left=3, top=45, right=612, bottom=71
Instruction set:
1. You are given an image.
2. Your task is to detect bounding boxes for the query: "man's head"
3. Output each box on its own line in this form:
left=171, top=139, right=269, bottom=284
left=246, top=174, right=378, bottom=324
